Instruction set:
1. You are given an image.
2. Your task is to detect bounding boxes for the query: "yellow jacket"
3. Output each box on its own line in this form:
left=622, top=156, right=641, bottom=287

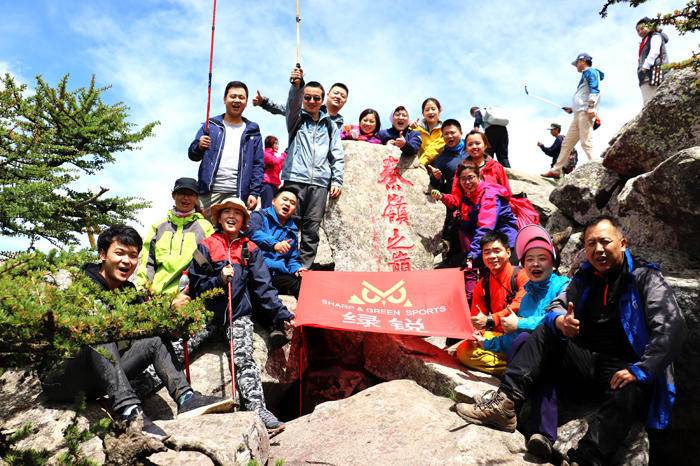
left=415, top=120, right=444, bottom=166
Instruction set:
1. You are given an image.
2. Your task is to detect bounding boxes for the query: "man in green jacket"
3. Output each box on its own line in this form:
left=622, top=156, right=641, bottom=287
left=137, top=178, right=214, bottom=295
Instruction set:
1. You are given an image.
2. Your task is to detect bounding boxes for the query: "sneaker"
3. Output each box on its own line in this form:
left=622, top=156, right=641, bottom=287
left=454, top=389, right=517, bottom=432
left=178, top=391, right=236, bottom=418
left=257, top=407, right=285, bottom=432
left=122, top=406, right=168, bottom=439
left=527, top=433, right=553, bottom=461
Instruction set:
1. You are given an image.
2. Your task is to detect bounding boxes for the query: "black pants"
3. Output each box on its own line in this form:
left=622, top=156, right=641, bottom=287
left=284, top=182, right=329, bottom=269
left=502, top=325, right=649, bottom=466
left=272, top=273, right=301, bottom=299
left=485, top=125, right=510, bottom=168
left=41, top=337, right=190, bottom=413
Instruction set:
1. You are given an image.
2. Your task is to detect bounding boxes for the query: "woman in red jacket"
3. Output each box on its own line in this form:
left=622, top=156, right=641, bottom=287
left=261, top=135, right=287, bottom=208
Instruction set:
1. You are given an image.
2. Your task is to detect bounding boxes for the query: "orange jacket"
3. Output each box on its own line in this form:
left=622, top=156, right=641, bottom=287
left=470, top=263, right=528, bottom=333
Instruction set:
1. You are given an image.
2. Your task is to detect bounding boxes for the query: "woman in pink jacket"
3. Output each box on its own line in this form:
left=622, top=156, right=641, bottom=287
left=261, top=135, right=287, bottom=208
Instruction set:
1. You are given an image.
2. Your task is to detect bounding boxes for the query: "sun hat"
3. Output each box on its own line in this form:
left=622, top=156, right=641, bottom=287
left=515, top=224, right=557, bottom=263
left=210, top=197, right=249, bottom=228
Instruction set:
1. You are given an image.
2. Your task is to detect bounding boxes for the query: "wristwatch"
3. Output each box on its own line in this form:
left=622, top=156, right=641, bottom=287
left=485, top=316, right=495, bottom=331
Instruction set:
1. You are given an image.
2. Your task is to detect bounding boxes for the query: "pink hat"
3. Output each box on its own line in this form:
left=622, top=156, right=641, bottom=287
left=515, top=224, right=557, bottom=263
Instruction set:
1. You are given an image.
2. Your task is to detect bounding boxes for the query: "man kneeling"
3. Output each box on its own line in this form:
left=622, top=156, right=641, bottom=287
left=40, top=226, right=228, bottom=439
left=454, top=216, right=686, bottom=465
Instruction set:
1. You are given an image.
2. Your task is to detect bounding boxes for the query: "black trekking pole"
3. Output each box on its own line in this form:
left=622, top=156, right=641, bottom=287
left=204, top=0, right=218, bottom=134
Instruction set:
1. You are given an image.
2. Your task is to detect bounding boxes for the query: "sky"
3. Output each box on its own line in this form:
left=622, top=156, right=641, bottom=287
left=1, top=0, right=696, bottom=251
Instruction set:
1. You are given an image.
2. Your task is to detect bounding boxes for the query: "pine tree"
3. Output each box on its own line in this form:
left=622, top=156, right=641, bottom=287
left=0, top=74, right=157, bottom=249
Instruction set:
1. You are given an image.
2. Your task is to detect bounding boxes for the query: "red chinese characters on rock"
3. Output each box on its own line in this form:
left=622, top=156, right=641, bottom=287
left=378, top=156, right=416, bottom=271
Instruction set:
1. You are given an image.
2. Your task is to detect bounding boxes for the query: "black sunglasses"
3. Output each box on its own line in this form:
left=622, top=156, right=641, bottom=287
left=303, top=95, right=322, bottom=102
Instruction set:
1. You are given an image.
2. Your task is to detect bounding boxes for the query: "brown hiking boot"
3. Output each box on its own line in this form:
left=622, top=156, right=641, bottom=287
left=454, top=389, right=517, bottom=432
left=552, top=226, right=573, bottom=249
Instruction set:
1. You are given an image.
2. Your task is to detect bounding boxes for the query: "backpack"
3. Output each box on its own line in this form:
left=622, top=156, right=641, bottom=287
left=482, top=107, right=509, bottom=126
left=482, top=265, right=522, bottom=314
left=509, top=194, right=540, bottom=229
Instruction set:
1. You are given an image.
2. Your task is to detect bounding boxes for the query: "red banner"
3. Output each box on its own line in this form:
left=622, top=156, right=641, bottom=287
left=295, top=269, right=473, bottom=339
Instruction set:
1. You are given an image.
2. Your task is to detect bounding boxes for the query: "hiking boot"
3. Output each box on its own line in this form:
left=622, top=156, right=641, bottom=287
left=178, top=391, right=235, bottom=418
left=541, top=169, right=562, bottom=179
left=257, top=407, right=285, bottom=431
left=527, top=433, right=553, bottom=461
left=472, top=389, right=496, bottom=405
left=268, top=328, right=289, bottom=350
left=122, top=406, right=168, bottom=439
left=454, top=389, right=517, bottom=432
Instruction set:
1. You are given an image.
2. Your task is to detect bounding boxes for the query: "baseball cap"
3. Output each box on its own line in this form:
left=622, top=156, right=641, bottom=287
left=172, top=177, right=199, bottom=194
left=571, top=53, right=592, bottom=66
left=548, top=123, right=562, bottom=131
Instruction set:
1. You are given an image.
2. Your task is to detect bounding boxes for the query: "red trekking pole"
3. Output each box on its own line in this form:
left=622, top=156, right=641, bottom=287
left=227, top=280, right=236, bottom=402
left=204, top=0, right=218, bottom=134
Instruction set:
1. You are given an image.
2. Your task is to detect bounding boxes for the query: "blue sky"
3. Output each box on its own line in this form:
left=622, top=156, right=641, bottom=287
left=1, top=0, right=696, bottom=250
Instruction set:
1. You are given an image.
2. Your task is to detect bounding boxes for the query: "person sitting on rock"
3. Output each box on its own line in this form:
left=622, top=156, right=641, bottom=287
left=454, top=230, right=529, bottom=374
left=40, top=225, right=228, bottom=439
left=413, top=97, right=445, bottom=166
left=376, top=105, right=422, bottom=158
left=188, top=197, right=295, bottom=432
left=454, top=215, right=686, bottom=466
left=428, top=119, right=468, bottom=262
left=247, top=186, right=304, bottom=299
left=341, top=108, right=382, bottom=144
left=431, top=163, right=518, bottom=301
left=451, top=130, right=511, bottom=196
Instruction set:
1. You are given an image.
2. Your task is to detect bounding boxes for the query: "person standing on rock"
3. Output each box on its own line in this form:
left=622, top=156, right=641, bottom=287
left=537, top=123, right=578, bottom=174
left=248, top=186, right=304, bottom=299
left=262, top=135, right=287, bottom=209
left=455, top=215, right=687, bottom=466
left=253, top=82, right=349, bottom=130
left=377, top=105, right=422, bottom=158
left=636, top=17, right=669, bottom=106
left=188, top=81, right=264, bottom=215
left=470, top=106, right=511, bottom=168
left=413, top=97, right=445, bottom=166
left=40, top=225, right=229, bottom=439
left=188, top=197, right=295, bottom=431
left=279, top=67, right=344, bottom=269
left=542, top=53, right=604, bottom=179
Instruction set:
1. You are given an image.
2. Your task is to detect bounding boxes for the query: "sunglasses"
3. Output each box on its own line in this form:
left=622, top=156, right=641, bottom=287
left=303, top=95, right=323, bottom=102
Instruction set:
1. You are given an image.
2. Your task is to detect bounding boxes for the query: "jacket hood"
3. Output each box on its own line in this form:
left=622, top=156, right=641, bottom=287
left=167, top=209, right=206, bottom=226
left=524, top=272, right=568, bottom=296
left=82, top=263, right=135, bottom=291
left=466, top=181, right=511, bottom=203
left=262, top=206, right=298, bottom=232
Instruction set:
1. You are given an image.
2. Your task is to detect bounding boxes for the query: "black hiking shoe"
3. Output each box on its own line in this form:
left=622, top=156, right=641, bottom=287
left=178, top=391, right=235, bottom=418
left=527, top=433, right=553, bottom=461
left=122, top=406, right=168, bottom=439
left=268, top=328, right=289, bottom=350
left=257, top=407, right=285, bottom=432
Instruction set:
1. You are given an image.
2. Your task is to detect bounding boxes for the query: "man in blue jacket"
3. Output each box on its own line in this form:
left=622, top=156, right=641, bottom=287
left=377, top=106, right=422, bottom=158
left=188, top=80, right=264, bottom=214
left=248, top=186, right=304, bottom=298
left=455, top=215, right=686, bottom=466
left=280, top=67, right=344, bottom=269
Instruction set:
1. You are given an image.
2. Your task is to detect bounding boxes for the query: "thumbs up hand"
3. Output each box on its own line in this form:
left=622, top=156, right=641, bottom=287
left=252, top=90, right=265, bottom=106
left=471, top=310, right=487, bottom=330
left=502, top=307, right=519, bottom=333
left=555, top=302, right=580, bottom=338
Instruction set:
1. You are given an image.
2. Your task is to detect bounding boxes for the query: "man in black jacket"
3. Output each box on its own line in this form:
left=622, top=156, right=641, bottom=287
left=41, top=226, right=229, bottom=438
left=455, top=215, right=687, bottom=465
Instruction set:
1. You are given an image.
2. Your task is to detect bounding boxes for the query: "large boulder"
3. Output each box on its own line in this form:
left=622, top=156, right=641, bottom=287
left=506, top=168, right=557, bottom=225
left=270, top=379, right=530, bottom=465
left=617, top=147, right=700, bottom=258
left=549, top=162, right=624, bottom=224
left=322, top=142, right=442, bottom=271
left=602, top=68, right=700, bottom=177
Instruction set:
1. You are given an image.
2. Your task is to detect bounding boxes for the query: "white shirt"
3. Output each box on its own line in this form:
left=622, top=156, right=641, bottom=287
left=211, top=120, right=244, bottom=194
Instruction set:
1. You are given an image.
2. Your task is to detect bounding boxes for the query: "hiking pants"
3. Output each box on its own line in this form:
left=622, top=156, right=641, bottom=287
left=231, top=315, right=268, bottom=412
left=284, top=182, right=329, bottom=269
left=41, top=337, right=191, bottom=413
left=485, top=125, right=510, bottom=168
left=501, top=324, right=649, bottom=465
left=553, top=111, right=594, bottom=172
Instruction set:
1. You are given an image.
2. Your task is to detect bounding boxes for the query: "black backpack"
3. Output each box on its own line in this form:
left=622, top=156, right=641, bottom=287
left=482, top=266, right=522, bottom=314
